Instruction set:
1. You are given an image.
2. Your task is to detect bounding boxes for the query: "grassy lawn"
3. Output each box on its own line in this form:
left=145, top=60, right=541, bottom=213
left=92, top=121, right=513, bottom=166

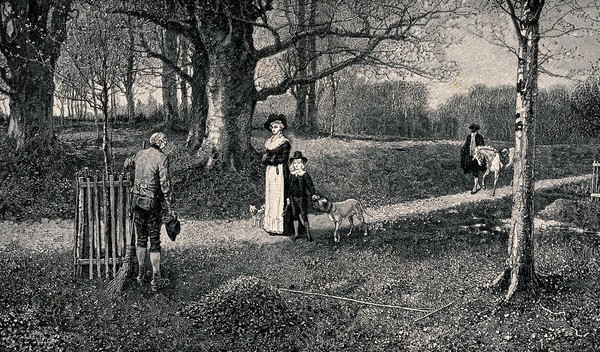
left=1, top=182, right=599, bottom=351
left=1, top=124, right=600, bottom=351
left=1, top=124, right=596, bottom=222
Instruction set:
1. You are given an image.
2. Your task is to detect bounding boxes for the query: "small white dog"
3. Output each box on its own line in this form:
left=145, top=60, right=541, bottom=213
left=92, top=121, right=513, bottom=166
left=249, top=204, right=265, bottom=227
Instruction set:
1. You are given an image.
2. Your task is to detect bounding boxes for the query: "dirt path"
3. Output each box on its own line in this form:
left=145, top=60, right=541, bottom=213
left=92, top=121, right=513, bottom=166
left=0, top=174, right=589, bottom=251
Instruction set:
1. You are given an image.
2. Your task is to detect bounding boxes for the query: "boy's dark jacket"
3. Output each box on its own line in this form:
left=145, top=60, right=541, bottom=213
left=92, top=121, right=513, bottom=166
left=288, top=171, right=316, bottom=198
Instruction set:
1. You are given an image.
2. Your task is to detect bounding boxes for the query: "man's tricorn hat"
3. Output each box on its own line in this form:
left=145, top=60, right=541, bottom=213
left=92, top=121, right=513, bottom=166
left=469, top=123, right=481, bottom=131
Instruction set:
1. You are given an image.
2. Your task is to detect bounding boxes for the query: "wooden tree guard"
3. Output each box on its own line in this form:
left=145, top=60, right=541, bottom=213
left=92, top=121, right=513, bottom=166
left=73, top=168, right=133, bottom=279
left=591, top=161, right=600, bottom=202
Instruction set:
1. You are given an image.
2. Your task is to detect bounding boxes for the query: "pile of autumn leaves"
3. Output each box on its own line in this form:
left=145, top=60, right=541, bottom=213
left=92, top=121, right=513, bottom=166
left=180, top=276, right=297, bottom=337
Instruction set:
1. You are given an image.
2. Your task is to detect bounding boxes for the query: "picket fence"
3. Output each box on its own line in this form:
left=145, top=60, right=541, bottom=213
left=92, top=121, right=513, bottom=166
left=73, top=168, right=133, bottom=279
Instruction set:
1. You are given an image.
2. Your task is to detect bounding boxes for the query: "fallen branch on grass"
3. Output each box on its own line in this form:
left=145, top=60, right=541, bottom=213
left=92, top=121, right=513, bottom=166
left=413, top=301, right=455, bottom=322
left=538, top=303, right=566, bottom=317
left=279, top=288, right=431, bottom=312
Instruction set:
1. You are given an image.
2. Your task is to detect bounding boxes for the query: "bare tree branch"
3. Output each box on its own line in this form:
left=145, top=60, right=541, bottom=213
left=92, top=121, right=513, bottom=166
left=138, top=32, right=194, bottom=83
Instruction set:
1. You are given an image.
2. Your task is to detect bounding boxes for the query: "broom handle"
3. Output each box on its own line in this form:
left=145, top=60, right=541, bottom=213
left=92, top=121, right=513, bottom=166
left=128, top=140, right=145, bottom=247
left=129, top=202, right=136, bottom=247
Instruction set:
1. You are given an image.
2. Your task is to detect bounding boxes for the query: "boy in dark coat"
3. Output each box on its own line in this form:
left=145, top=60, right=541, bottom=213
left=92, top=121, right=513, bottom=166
left=287, top=151, right=319, bottom=241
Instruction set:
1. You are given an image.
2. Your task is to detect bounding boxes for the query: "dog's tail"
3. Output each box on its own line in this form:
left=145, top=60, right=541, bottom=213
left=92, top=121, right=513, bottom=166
left=357, top=200, right=370, bottom=218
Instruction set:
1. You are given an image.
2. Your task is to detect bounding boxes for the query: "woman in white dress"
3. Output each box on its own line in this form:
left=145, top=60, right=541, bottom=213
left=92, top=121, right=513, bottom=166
left=261, top=114, right=292, bottom=235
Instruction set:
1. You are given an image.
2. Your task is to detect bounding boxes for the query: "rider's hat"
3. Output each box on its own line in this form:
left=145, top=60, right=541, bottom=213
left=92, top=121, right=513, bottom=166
left=469, top=123, right=481, bottom=132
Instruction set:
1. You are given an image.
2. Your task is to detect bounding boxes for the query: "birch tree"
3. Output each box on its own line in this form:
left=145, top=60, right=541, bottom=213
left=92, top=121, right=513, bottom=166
left=487, top=0, right=600, bottom=301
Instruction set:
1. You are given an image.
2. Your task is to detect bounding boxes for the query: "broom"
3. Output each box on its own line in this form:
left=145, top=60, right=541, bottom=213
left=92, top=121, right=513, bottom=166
left=106, top=141, right=145, bottom=294
left=106, top=209, right=136, bottom=294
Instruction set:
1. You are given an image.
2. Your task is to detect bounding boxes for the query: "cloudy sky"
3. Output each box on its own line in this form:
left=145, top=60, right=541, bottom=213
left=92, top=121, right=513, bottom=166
left=425, top=11, right=600, bottom=109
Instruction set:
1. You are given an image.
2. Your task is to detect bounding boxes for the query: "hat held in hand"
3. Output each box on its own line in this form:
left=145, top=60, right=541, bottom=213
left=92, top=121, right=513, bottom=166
left=164, top=213, right=181, bottom=242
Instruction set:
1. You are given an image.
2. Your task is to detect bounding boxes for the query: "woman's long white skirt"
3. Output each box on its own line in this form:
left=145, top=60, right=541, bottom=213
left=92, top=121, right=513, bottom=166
left=263, top=164, right=284, bottom=234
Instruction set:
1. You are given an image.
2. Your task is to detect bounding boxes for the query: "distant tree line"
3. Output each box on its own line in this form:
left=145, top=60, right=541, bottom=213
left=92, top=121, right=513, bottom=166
left=431, top=83, right=594, bottom=144
left=254, top=77, right=596, bottom=144
left=1, top=1, right=598, bottom=150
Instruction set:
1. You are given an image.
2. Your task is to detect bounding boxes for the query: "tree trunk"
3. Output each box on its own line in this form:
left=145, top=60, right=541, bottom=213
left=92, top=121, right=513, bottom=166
left=179, top=36, right=190, bottom=122
left=161, top=27, right=179, bottom=126
left=125, top=16, right=136, bottom=123
left=111, top=85, right=117, bottom=123
left=329, top=73, right=337, bottom=136
left=294, top=0, right=317, bottom=133
left=492, top=1, right=542, bottom=301
left=2, top=1, right=71, bottom=152
left=306, top=0, right=318, bottom=131
left=185, top=41, right=209, bottom=149
left=296, top=84, right=308, bottom=129
left=198, top=27, right=257, bottom=170
left=7, top=63, right=56, bottom=151
left=101, top=92, right=113, bottom=176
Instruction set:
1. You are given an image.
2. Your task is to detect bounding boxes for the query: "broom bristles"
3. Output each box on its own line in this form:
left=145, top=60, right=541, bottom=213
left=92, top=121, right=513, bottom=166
left=106, top=245, right=137, bottom=294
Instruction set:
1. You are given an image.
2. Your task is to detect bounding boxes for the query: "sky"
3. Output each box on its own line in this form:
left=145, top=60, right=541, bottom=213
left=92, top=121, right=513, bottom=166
left=425, top=13, right=600, bottom=109
left=6, top=4, right=596, bottom=117
left=425, top=38, right=596, bottom=109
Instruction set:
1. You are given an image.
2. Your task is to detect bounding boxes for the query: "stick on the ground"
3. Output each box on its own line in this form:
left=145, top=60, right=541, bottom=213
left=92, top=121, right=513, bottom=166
left=413, top=301, right=455, bottom=322
left=279, top=288, right=431, bottom=312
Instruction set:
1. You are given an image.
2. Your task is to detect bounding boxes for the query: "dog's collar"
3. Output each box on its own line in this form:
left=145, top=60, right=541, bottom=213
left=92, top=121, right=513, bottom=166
left=325, top=201, right=334, bottom=213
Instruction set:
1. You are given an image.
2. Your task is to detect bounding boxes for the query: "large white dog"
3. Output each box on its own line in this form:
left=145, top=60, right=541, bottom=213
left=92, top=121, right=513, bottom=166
left=314, top=196, right=368, bottom=243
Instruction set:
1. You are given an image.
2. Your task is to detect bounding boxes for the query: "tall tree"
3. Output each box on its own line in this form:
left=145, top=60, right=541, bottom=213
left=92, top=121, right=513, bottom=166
left=125, top=16, right=137, bottom=123
left=122, top=0, right=463, bottom=169
left=490, top=0, right=543, bottom=301
left=161, top=23, right=179, bottom=126
left=0, top=0, right=73, bottom=151
left=179, top=36, right=191, bottom=123
left=293, top=0, right=318, bottom=132
left=60, top=3, right=132, bottom=174
left=138, top=19, right=209, bottom=148
left=488, top=0, right=600, bottom=301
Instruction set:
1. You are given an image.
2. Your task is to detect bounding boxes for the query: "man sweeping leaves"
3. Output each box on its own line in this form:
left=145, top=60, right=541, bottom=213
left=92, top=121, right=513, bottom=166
left=124, top=132, right=176, bottom=292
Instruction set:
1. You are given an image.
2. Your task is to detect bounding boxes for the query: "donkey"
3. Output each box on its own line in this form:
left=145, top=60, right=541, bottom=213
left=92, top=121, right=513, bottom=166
left=474, top=146, right=515, bottom=196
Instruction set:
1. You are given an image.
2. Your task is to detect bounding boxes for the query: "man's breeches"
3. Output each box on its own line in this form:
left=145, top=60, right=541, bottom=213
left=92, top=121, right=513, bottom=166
left=134, top=208, right=162, bottom=252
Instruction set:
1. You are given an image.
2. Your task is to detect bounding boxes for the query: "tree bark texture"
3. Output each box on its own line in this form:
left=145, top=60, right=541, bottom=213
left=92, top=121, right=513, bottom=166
left=7, top=63, right=56, bottom=150
left=125, top=16, right=137, bottom=123
left=493, top=0, right=542, bottom=301
left=198, top=21, right=257, bottom=170
left=185, top=41, right=209, bottom=149
left=162, top=27, right=179, bottom=125
left=3, top=1, right=72, bottom=151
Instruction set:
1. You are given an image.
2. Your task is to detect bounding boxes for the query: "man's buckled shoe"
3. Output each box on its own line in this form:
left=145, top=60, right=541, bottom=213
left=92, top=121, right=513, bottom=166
left=136, top=272, right=147, bottom=286
left=151, top=274, right=169, bottom=292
